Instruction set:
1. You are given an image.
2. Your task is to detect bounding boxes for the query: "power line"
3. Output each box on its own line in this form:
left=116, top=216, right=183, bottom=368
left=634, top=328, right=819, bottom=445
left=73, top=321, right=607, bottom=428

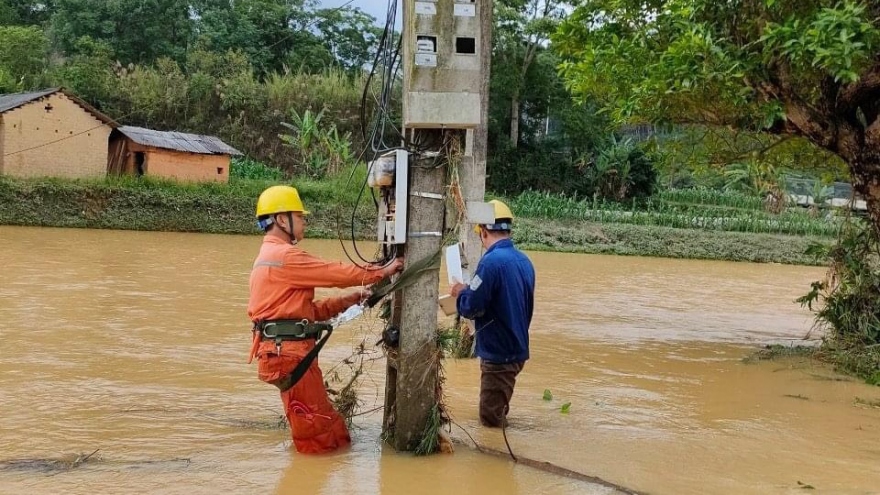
left=337, top=0, right=403, bottom=268
left=2, top=120, right=120, bottom=157
left=265, top=0, right=359, bottom=51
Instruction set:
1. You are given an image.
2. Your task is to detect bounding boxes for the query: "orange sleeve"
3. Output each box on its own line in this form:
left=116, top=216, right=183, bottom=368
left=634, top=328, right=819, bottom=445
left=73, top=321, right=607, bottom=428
left=281, top=248, right=385, bottom=289
left=312, top=292, right=362, bottom=322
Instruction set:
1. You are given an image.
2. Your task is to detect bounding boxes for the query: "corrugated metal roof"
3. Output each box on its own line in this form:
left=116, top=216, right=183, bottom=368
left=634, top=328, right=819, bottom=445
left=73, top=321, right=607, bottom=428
left=118, top=126, right=242, bottom=156
left=0, top=88, right=61, bottom=114
left=0, top=87, right=116, bottom=125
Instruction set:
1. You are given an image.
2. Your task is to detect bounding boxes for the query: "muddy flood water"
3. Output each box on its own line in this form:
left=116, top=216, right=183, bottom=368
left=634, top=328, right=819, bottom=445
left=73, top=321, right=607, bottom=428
left=1, top=226, right=879, bottom=495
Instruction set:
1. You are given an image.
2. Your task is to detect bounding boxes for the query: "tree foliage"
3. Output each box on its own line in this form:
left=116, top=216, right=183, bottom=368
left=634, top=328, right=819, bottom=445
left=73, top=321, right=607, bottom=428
left=314, top=6, right=382, bottom=73
left=0, top=0, right=56, bottom=26
left=489, top=0, right=620, bottom=196
left=51, top=0, right=193, bottom=65
left=192, top=0, right=329, bottom=74
left=554, top=0, right=880, bottom=231
left=43, top=0, right=379, bottom=73
left=493, top=0, right=569, bottom=147
left=0, top=25, right=47, bottom=91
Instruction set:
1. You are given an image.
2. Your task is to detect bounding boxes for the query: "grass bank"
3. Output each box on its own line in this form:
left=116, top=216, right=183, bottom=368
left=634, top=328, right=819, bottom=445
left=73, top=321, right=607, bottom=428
left=515, top=218, right=828, bottom=265
left=0, top=176, right=829, bottom=265
left=0, top=175, right=375, bottom=238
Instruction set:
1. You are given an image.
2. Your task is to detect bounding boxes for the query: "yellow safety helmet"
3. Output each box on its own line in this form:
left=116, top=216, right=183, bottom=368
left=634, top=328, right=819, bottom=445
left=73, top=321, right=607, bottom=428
left=474, top=199, right=514, bottom=233
left=255, top=185, right=309, bottom=217
left=490, top=199, right=514, bottom=221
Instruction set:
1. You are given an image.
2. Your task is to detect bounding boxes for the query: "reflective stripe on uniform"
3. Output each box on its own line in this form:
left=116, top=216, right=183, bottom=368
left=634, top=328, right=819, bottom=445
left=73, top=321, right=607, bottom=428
left=254, top=260, right=284, bottom=268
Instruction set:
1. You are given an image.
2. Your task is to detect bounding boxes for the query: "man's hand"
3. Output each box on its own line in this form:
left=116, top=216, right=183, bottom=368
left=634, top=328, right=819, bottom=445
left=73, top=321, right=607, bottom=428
left=356, top=287, right=372, bottom=302
left=450, top=282, right=467, bottom=298
left=380, top=257, right=405, bottom=278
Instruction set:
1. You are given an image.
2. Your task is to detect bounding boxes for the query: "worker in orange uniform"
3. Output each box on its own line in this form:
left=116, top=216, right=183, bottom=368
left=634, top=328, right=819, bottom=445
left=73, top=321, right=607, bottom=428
left=247, top=185, right=403, bottom=454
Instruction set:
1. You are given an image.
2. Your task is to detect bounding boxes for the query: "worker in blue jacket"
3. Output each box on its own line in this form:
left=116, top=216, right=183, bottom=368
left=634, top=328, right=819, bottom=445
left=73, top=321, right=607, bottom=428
left=450, top=200, right=535, bottom=427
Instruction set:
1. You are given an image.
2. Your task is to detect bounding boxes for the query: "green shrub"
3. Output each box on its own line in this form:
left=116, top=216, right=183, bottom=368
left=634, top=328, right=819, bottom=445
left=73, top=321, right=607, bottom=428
left=230, top=158, right=284, bottom=181
left=799, top=221, right=880, bottom=382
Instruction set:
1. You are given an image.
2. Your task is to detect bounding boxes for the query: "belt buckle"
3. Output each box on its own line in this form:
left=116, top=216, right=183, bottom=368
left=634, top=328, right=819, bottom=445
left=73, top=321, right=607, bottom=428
left=260, top=321, right=276, bottom=339
left=298, top=319, right=311, bottom=337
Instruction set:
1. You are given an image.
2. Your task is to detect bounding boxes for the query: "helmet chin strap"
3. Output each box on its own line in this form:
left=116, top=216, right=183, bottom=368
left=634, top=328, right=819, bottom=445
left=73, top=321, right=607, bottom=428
left=277, top=213, right=298, bottom=245
left=287, top=212, right=298, bottom=245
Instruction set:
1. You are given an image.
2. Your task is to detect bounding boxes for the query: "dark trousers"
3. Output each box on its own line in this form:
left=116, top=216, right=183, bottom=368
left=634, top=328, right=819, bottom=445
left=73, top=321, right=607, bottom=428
left=479, top=361, right=525, bottom=427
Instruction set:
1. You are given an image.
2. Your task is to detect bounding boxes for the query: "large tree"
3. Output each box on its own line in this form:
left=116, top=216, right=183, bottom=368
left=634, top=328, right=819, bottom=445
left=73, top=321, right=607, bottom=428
left=0, top=25, right=47, bottom=91
left=193, top=0, right=328, bottom=74
left=51, top=0, right=193, bottom=65
left=555, top=0, right=880, bottom=232
left=313, top=6, right=381, bottom=73
left=495, top=0, right=569, bottom=148
left=0, top=0, right=55, bottom=26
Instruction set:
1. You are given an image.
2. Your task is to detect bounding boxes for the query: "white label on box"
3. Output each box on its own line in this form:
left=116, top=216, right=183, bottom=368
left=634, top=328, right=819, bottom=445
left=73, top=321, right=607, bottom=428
left=454, top=4, right=476, bottom=16
left=415, top=53, right=437, bottom=67
left=415, top=1, right=437, bottom=15
left=467, top=201, right=496, bottom=224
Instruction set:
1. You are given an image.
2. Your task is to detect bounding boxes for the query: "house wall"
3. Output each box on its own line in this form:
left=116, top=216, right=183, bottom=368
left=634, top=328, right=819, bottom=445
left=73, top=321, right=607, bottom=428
left=0, top=93, right=111, bottom=178
left=142, top=147, right=230, bottom=183
left=0, top=117, right=5, bottom=175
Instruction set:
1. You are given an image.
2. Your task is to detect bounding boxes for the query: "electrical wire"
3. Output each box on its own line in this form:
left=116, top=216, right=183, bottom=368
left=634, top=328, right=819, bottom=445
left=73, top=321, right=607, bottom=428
left=339, top=0, right=404, bottom=268
left=264, top=0, right=359, bottom=52
left=337, top=0, right=458, bottom=268
left=2, top=113, right=130, bottom=157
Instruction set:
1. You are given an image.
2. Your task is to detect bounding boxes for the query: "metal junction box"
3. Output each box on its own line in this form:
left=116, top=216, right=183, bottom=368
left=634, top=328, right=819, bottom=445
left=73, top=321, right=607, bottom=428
left=374, top=150, right=409, bottom=245
left=403, top=0, right=481, bottom=128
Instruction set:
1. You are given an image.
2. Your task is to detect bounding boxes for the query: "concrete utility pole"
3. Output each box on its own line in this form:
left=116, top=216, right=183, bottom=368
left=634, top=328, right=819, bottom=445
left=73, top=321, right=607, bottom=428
left=383, top=138, right=445, bottom=451
left=382, top=0, right=492, bottom=452
left=460, top=0, right=493, bottom=297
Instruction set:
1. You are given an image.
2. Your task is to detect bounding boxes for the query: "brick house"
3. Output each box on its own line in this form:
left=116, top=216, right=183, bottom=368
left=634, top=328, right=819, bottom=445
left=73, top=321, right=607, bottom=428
left=108, top=126, right=242, bottom=183
left=0, top=88, right=115, bottom=178
left=0, top=88, right=242, bottom=183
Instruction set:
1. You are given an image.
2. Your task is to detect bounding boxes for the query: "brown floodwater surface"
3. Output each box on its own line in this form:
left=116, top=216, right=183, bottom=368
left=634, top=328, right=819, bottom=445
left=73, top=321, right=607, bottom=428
left=0, top=226, right=878, bottom=495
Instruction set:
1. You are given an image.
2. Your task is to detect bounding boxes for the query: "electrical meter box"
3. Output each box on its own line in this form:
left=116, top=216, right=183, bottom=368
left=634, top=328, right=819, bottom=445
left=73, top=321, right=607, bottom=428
left=367, top=153, right=396, bottom=188
left=374, top=150, right=409, bottom=245
left=403, top=0, right=481, bottom=128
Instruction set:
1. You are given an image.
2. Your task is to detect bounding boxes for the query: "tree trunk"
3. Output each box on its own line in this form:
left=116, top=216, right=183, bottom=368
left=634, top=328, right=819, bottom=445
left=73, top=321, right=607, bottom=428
left=509, top=39, right=539, bottom=149
left=850, top=158, right=880, bottom=237
left=832, top=116, right=880, bottom=237
left=509, top=93, right=520, bottom=148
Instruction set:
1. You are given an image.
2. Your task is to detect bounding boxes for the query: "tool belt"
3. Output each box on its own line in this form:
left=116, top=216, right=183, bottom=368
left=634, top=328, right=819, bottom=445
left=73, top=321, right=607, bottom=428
left=258, top=319, right=332, bottom=342
left=254, top=319, right=334, bottom=393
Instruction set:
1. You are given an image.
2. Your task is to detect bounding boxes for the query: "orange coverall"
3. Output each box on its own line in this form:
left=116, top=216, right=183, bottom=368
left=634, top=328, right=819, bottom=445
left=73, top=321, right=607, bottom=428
left=247, top=236, right=384, bottom=454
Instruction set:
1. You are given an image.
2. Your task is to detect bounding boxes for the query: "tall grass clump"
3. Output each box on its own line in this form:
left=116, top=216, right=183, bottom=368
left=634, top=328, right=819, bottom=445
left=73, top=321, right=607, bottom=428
left=656, top=187, right=765, bottom=210
left=799, top=221, right=880, bottom=384
left=437, top=324, right=475, bottom=359
left=230, top=157, right=284, bottom=181
left=57, top=48, right=377, bottom=176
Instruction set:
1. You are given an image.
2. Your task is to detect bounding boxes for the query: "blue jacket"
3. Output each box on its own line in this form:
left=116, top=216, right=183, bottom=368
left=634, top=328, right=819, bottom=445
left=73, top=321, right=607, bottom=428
left=456, top=239, right=535, bottom=364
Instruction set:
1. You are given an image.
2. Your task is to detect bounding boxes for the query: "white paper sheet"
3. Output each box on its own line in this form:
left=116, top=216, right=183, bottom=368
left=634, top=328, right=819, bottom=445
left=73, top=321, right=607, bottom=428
left=445, top=244, right=467, bottom=285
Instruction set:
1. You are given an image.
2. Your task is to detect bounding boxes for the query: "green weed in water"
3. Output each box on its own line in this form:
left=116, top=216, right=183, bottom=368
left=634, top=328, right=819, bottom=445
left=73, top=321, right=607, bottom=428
left=436, top=324, right=475, bottom=359
left=543, top=389, right=553, bottom=401
left=742, top=344, right=817, bottom=364
left=413, top=404, right=442, bottom=456
left=854, top=397, right=880, bottom=408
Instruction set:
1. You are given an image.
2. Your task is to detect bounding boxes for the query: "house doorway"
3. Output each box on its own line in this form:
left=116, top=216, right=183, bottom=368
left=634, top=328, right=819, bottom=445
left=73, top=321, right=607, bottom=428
left=135, top=152, right=145, bottom=177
